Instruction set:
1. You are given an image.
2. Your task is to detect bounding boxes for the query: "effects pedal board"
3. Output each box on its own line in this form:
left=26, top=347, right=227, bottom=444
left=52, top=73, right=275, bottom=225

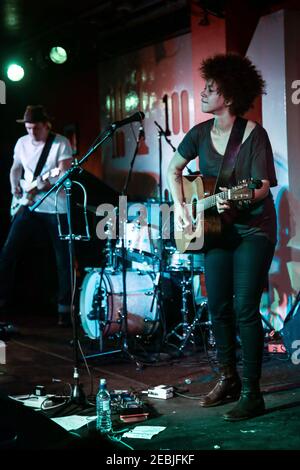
left=110, top=390, right=150, bottom=423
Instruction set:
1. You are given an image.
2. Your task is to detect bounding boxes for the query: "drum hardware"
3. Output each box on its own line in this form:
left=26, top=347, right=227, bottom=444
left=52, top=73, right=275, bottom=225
left=104, top=234, right=116, bottom=268
left=103, top=213, right=119, bottom=270
left=150, top=272, right=160, bottom=313
left=176, top=300, right=210, bottom=353
left=87, top=279, right=104, bottom=321
left=81, top=237, right=207, bottom=358
left=89, top=290, right=113, bottom=354
left=163, top=269, right=210, bottom=353
left=164, top=273, right=192, bottom=349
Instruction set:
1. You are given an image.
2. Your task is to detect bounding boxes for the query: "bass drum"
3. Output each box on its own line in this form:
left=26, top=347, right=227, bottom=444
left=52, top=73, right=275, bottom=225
left=80, top=268, right=159, bottom=339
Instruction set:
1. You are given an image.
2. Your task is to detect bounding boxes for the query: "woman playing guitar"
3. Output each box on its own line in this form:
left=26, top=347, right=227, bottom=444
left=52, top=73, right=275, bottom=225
left=167, top=53, right=277, bottom=421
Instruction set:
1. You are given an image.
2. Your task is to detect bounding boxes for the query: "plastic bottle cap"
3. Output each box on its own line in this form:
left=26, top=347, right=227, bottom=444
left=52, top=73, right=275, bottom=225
left=100, top=379, right=106, bottom=385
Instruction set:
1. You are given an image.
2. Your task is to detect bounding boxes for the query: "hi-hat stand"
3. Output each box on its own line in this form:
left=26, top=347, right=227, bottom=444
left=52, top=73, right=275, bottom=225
left=164, top=272, right=192, bottom=347
left=164, top=282, right=211, bottom=354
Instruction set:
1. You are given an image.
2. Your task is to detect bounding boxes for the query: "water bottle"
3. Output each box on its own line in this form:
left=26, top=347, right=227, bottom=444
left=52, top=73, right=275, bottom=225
left=96, top=378, right=112, bottom=433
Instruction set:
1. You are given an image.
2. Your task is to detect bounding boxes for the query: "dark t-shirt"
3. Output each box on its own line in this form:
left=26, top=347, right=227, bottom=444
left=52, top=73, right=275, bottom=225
left=178, top=118, right=278, bottom=244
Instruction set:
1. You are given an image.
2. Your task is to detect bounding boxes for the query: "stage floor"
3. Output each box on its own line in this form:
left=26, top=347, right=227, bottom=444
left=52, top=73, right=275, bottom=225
left=1, top=310, right=300, bottom=453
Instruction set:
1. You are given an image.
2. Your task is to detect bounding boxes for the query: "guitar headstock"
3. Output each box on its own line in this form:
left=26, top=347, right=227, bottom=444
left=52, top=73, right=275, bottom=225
left=228, top=179, right=262, bottom=201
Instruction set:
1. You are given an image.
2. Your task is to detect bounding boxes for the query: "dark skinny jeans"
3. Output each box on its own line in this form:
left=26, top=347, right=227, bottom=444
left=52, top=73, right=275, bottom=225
left=204, top=234, right=275, bottom=380
left=0, top=208, right=71, bottom=313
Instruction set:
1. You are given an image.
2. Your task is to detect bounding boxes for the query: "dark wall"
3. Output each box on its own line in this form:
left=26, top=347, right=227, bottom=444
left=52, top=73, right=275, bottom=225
left=0, top=60, right=103, bottom=312
left=0, top=60, right=101, bottom=246
left=225, top=0, right=263, bottom=124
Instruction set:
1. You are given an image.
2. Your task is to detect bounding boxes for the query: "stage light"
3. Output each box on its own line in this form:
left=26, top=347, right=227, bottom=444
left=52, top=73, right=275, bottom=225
left=125, top=91, right=139, bottom=112
left=49, top=46, right=68, bottom=64
left=6, top=63, right=25, bottom=81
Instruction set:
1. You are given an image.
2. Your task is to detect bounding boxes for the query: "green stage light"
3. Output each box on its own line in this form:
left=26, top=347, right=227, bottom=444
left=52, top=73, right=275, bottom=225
left=7, top=63, right=25, bottom=81
left=49, top=46, right=68, bottom=64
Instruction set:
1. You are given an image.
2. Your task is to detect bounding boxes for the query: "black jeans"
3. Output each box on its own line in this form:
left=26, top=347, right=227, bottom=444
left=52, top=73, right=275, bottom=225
left=204, top=234, right=275, bottom=380
left=0, top=208, right=71, bottom=313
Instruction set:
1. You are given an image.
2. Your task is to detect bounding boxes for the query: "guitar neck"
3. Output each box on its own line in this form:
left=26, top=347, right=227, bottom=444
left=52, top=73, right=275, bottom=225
left=182, top=176, right=255, bottom=214
left=26, top=170, right=52, bottom=192
left=202, top=190, right=228, bottom=210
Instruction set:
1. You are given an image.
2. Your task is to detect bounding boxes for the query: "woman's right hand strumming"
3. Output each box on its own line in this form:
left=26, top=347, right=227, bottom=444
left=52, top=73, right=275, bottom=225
left=174, top=202, right=193, bottom=234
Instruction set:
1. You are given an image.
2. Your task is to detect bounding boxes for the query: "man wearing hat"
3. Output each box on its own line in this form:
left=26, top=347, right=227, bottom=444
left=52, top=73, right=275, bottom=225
left=0, top=105, right=73, bottom=326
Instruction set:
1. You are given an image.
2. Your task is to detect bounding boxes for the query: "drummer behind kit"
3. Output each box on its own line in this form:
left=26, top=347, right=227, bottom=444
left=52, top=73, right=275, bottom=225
left=79, top=175, right=260, bottom=353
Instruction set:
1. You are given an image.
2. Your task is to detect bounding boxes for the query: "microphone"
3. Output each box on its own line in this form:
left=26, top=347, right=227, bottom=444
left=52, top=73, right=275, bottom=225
left=111, top=111, right=145, bottom=130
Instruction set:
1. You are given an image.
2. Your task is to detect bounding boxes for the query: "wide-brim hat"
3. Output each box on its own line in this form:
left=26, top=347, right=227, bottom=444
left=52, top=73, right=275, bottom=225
left=16, top=105, right=53, bottom=123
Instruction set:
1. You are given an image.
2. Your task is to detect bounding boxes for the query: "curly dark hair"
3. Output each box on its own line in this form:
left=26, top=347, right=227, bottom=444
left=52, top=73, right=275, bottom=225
left=200, top=53, right=266, bottom=116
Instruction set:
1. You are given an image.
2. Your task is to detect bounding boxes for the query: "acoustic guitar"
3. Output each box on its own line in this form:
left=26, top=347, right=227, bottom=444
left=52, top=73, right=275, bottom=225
left=174, top=175, right=261, bottom=253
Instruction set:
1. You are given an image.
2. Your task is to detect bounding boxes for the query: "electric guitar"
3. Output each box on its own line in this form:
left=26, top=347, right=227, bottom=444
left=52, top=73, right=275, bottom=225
left=10, top=168, right=60, bottom=218
left=174, top=175, right=261, bottom=253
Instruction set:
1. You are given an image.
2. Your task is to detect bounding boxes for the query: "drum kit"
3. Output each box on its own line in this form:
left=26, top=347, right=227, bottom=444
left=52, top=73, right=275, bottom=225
left=79, top=215, right=209, bottom=356
left=76, top=112, right=210, bottom=358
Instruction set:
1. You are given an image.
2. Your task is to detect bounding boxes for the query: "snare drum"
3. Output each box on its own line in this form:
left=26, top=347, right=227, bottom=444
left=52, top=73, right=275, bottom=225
left=80, top=268, right=159, bottom=339
left=164, top=250, right=204, bottom=272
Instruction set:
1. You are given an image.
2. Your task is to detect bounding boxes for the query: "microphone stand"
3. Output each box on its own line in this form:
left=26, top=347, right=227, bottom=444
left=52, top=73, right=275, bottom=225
left=153, top=121, right=177, bottom=346
left=153, top=120, right=194, bottom=351
left=118, top=125, right=145, bottom=366
left=83, top=126, right=144, bottom=369
left=153, top=118, right=193, bottom=350
left=28, top=125, right=120, bottom=406
left=154, top=120, right=176, bottom=205
left=154, top=120, right=193, bottom=176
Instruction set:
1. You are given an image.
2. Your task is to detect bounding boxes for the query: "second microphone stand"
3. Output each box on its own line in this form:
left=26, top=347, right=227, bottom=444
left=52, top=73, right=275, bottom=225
left=117, top=125, right=145, bottom=366
left=80, top=124, right=145, bottom=368
left=153, top=120, right=176, bottom=345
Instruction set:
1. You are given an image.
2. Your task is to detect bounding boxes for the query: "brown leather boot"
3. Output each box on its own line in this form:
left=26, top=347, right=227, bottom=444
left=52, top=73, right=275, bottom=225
left=223, top=378, right=265, bottom=421
left=199, top=365, right=241, bottom=407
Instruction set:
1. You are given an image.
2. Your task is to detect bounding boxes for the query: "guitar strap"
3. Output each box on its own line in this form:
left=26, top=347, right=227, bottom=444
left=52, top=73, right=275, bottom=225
left=214, top=117, right=247, bottom=193
left=32, top=132, right=56, bottom=179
